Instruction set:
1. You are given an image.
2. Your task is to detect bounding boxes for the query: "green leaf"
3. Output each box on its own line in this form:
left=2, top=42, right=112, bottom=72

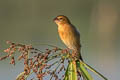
left=76, top=60, right=93, bottom=80
left=16, top=71, right=33, bottom=80
left=16, top=72, right=26, bottom=80
left=83, top=62, right=108, bottom=80
left=64, top=60, right=77, bottom=80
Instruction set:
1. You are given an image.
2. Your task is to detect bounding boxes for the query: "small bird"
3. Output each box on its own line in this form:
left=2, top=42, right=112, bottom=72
left=54, top=15, right=83, bottom=61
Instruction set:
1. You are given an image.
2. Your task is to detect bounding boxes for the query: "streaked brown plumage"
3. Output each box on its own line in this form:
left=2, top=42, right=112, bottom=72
left=54, top=15, right=83, bottom=61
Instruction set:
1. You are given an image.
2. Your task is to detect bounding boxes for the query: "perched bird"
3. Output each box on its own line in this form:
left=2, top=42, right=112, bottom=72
left=54, top=15, right=83, bottom=61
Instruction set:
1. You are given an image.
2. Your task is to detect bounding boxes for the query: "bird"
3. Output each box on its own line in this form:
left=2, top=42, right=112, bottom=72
left=53, top=15, right=83, bottom=61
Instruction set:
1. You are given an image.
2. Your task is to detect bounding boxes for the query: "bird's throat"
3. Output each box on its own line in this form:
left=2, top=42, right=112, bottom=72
left=58, top=24, right=70, bottom=31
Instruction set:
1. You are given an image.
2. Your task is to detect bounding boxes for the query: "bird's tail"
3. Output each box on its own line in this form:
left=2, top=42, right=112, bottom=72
left=79, top=53, right=83, bottom=61
left=78, top=51, right=83, bottom=61
left=76, top=49, right=83, bottom=61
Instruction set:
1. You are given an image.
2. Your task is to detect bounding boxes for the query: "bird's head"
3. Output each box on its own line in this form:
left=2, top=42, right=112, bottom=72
left=54, top=15, right=71, bottom=25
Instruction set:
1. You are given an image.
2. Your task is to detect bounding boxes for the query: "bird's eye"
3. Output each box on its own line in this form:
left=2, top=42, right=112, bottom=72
left=59, top=18, right=63, bottom=21
left=60, top=18, right=63, bottom=19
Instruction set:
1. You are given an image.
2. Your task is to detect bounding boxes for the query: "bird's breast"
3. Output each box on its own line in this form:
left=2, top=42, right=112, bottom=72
left=58, top=24, right=79, bottom=50
left=58, top=25, right=71, bottom=41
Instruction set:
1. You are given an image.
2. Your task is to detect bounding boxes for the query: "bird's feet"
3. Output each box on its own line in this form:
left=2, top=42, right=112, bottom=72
left=61, top=48, right=70, bottom=53
left=71, top=50, right=79, bottom=60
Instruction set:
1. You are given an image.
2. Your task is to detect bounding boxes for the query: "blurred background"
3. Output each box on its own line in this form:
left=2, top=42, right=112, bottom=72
left=0, top=0, right=120, bottom=80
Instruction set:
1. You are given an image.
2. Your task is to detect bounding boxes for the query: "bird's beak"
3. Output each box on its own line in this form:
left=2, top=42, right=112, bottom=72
left=53, top=17, right=58, bottom=21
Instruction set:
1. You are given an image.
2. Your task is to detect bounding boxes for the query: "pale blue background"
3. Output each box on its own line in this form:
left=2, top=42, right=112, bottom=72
left=0, top=0, right=120, bottom=80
